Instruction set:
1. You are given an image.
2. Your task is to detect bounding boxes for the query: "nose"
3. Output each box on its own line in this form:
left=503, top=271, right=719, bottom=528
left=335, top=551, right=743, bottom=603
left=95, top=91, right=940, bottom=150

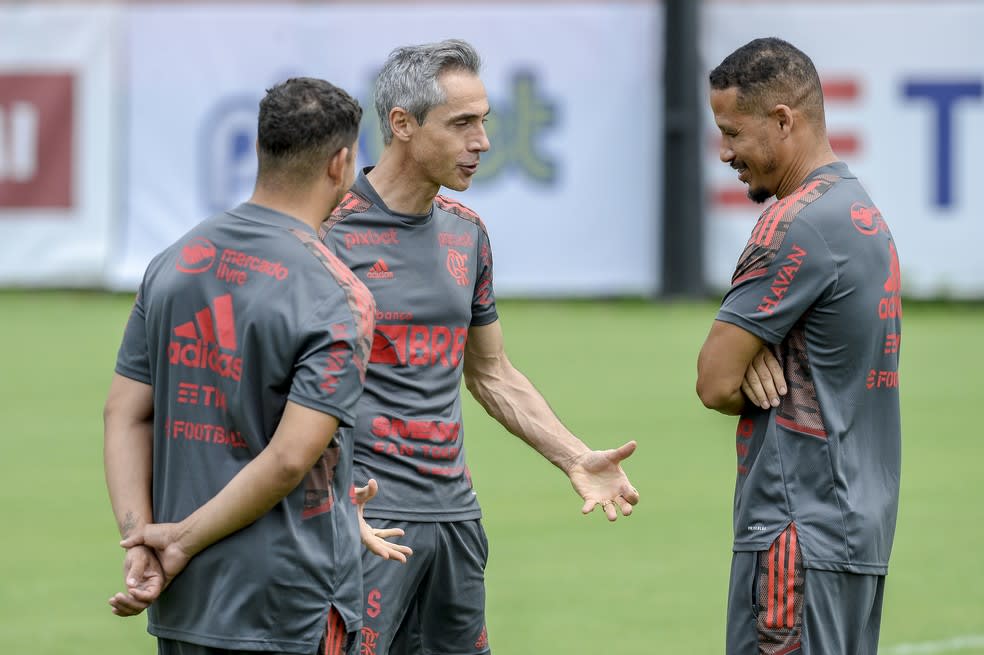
left=719, top=142, right=734, bottom=164
left=472, top=124, right=490, bottom=153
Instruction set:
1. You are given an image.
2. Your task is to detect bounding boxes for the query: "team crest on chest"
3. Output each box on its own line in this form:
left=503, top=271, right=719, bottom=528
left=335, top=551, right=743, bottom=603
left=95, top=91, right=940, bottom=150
left=446, top=249, right=469, bottom=286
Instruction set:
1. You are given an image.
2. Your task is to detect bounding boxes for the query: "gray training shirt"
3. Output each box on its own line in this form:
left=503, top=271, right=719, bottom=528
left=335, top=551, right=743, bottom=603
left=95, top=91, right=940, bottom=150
left=717, top=162, right=902, bottom=575
left=320, top=169, right=498, bottom=522
left=115, top=203, right=375, bottom=651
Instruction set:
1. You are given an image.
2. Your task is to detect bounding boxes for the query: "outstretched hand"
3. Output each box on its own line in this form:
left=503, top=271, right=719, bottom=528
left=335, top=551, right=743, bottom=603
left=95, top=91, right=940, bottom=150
left=108, top=544, right=164, bottom=617
left=355, top=479, right=413, bottom=563
left=119, top=523, right=193, bottom=588
left=568, top=440, right=640, bottom=521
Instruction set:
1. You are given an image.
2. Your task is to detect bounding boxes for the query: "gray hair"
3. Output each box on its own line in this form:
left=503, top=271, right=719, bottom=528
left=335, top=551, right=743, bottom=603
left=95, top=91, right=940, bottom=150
left=374, top=39, right=482, bottom=145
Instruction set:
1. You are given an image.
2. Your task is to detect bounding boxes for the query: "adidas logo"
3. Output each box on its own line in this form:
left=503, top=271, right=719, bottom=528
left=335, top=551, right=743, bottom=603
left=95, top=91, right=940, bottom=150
left=167, top=293, right=243, bottom=381
left=366, top=259, right=394, bottom=280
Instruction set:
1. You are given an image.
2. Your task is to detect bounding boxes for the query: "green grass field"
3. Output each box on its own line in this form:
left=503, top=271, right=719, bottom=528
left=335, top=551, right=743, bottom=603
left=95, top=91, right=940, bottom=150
left=0, top=291, right=981, bottom=654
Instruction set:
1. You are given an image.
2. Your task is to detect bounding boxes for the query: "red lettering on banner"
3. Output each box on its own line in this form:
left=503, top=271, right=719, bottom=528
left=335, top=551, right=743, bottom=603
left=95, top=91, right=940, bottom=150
left=757, top=245, right=806, bottom=315
left=371, top=324, right=467, bottom=368
left=0, top=73, right=73, bottom=209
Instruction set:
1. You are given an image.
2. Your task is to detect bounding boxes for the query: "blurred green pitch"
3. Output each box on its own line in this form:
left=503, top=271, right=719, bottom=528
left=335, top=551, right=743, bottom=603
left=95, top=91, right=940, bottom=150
left=0, top=291, right=980, bottom=654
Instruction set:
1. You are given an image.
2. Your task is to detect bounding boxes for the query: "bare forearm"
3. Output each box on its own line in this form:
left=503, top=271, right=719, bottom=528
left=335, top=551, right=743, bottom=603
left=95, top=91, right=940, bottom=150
left=173, top=448, right=308, bottom=557
left=467, top=365, right=588, bottom=473
left=104, top=416, right=154, bottom=538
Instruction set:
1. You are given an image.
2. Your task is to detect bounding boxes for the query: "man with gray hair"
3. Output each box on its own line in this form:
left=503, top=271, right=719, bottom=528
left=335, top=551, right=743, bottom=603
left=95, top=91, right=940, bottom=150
left=320, top=39, right=640, bottom=654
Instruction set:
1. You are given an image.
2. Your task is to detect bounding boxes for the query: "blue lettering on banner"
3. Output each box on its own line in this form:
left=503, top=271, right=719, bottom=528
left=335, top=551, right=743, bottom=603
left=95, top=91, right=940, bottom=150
left=198, top=95, right=260, bottom=213
left=902, top=79, right=983, bottom=209
left=199, top=69, right=560, bottom=211
left=358, top=70, right=559, bottom=185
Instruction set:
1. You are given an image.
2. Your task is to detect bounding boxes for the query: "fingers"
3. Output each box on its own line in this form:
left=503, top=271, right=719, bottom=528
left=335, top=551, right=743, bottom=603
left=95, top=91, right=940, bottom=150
left=354, top=479, right=379, bottom=504
left=371, top=528, right=406, bottom=539
left=108, top=592, right=150, bottom=617
left=762, top=349, right=786, bottom=396
left=611, top=440, right=637, bottom=462
left=741, top=376, right=770, bottom=410
left=591, top=493, right=637, bottom=521
left=119, top=534, right=144, bottom=549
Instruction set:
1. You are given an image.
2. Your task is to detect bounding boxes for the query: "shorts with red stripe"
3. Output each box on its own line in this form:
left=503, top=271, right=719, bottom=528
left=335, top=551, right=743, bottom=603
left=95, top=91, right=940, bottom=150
left=319, top=605, right=359, bottom=655
left=726, top=523, right=886, bottom=655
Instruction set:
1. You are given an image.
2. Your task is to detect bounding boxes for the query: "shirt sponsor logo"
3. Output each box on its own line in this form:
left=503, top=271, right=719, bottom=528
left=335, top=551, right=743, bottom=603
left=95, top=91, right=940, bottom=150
left=344, top=228, right=399, bottom=250
left=370, top=324, right=468, bottom=368
left=165, top=417, right=247, bottom=448
left=446, top=249, right=470, bottom=286
left=757, top=245, right=807, bottom=315
left=176, top=381, right=227, bottom=409
left=168, top=293, right=243, bottom=381
left=175, top=237, right=216, bottom=274
left=438, top=232, right=474, bottom=248
left=370, top=416, right=461, bottom=443
left=866, top=369, right=900, bottom=389
left=878, top=241, right=903, bottom=319
left=216, top=247, right=289, bottom=286
left=0, top=73, right=74, bottom=209
left=366, top=259, right=394, bottom=280
left=375, top=309, right=413, bottom=322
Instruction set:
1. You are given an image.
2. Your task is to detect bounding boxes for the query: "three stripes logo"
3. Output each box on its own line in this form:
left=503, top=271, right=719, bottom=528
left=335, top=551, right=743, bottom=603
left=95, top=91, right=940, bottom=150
left=366, top=259, right=394, bottom=280
left=167, top=293, right=243, bottom=381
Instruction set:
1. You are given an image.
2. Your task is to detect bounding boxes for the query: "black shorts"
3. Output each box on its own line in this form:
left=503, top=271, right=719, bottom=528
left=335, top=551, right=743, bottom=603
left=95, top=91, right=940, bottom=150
left=726, top=523, right=886, bottom=655
left=359, top=519, right=490, bottom=655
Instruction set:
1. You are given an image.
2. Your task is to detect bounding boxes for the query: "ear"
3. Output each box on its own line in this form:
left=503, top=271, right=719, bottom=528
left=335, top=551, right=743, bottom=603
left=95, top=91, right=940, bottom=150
left=389, top=106, right=416, bottom=142
left=326, top=146, right=350, bottom=186
left=772, top=104, right=794, bottom=138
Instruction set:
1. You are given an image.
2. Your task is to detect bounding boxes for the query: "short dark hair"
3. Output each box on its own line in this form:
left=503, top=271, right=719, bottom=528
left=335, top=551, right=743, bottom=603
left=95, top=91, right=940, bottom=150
left=709, top=37, right=824, bottom=123
left=256, top=77, right=362, bottom=187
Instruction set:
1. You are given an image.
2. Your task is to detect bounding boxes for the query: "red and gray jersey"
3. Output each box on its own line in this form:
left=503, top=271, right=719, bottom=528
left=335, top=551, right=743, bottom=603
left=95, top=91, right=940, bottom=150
left=115, top=203, right=375, bottom=650
left=718, top=162, right=902, bottom=574
left=320, top=170, right=498, bottom=522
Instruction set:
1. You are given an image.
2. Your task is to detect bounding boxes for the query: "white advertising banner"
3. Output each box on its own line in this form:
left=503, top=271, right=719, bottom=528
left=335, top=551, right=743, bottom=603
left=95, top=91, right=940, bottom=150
left=111, top=4, right=662, bottom=295
left=702, top=2, right=984, bottom=298
left=0, top=7, right=120, bottom=286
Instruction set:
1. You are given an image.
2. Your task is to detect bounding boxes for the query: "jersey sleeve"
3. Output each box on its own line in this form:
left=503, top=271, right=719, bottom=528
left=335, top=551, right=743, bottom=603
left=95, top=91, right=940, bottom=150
left=288, top=291, right=374, bottom=427
left=470, top=225, right=498, bottom=327
left=717, top=217, right=837, bottom=344
left=114, top=286, right=152, bottom=384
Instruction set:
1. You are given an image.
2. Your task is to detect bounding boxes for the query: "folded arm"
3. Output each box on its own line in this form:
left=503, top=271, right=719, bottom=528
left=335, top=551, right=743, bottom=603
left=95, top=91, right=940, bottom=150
left=697, top=320, right=786, bottom=415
